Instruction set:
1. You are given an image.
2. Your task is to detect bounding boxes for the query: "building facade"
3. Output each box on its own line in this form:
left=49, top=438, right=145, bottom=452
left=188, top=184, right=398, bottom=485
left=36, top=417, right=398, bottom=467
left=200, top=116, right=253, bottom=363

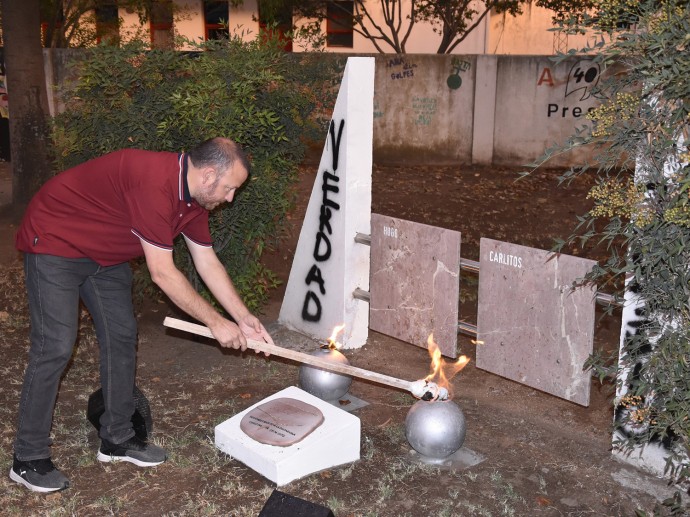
left=106, top=0, right=594, bottom=55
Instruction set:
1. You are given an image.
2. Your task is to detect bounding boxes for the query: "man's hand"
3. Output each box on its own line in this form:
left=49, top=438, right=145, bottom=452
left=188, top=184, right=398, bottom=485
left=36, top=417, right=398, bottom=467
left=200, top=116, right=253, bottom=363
left=186, top=241, right=273, bottom=356
left=209, top=318, right=248, bottom=351
left=142, top=240, right=274, bottom=355
left=238, top=314, right=274, bottom=356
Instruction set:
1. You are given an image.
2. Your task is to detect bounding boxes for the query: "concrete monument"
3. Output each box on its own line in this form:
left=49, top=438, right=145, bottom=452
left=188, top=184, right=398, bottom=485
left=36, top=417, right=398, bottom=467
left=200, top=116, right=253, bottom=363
left=279, top=57, right=374, bottom=349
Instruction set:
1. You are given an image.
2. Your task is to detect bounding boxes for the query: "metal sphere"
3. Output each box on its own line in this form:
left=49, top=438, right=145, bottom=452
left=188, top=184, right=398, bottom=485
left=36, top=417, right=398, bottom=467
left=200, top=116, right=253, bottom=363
left=405, top=399, right=466, bottom=460
left=298, top=348, right=353, bottom=401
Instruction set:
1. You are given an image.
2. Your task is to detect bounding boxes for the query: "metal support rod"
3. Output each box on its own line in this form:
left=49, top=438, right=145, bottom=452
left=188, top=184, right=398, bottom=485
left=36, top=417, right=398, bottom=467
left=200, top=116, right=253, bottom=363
left=460, top=258, right=480, bottom=274
left=353, top=232, right=621, bottom=307
left=354, top=233, right=371, bottom=245
left=353, top=288, right=371, bottom=302
left=458, top=322, right=478, bottom=337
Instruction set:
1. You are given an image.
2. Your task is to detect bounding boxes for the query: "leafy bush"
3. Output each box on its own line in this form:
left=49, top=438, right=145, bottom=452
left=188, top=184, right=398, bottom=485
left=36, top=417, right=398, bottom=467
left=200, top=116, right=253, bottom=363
left=53, top=34, right=335, bottom=313
left=537, top=0, right=690, bottom=481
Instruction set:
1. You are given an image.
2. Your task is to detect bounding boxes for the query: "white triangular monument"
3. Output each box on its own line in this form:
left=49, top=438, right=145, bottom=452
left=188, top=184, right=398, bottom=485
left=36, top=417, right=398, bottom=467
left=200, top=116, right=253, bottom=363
left=279, top=57, right=374, bottom=349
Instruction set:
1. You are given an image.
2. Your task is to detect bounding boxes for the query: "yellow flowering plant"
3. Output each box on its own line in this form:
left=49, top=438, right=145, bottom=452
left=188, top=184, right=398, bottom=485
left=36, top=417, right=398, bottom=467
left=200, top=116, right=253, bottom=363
left=530, top=0, right=690, bottom=488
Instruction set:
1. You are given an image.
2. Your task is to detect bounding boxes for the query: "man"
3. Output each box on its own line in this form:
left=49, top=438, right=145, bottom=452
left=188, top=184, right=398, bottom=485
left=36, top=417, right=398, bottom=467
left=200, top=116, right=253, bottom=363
left=10, top=137, right=273, bottom=493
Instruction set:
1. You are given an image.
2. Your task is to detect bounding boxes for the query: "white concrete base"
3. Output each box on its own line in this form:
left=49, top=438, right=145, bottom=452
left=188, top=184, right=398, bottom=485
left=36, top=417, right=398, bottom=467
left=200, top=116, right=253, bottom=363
left=215, top=386, right=360, bottom=486
left=612, top=431, right=689, bottom=480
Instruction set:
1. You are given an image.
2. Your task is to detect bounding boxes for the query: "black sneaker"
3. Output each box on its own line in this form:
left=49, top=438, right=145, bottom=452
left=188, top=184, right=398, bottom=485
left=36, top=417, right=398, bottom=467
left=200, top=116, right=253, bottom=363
left=97, top=435, right=167, bottom=467
left=9, top=455, right=70, bottom=493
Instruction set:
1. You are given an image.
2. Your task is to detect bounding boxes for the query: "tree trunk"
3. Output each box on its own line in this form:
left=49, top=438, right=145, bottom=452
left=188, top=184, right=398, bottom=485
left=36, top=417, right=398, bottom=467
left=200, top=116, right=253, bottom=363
left=1, top=0, right=53, bottom=207
left=436, top=20, right=455, bottom=54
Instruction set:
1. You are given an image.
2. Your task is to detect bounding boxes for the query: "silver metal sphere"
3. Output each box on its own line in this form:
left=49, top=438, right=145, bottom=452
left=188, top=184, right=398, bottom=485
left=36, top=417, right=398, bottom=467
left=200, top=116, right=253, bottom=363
left=405, top=399, right=466, bottom=460
left=298, top=348, right=353, bottom=401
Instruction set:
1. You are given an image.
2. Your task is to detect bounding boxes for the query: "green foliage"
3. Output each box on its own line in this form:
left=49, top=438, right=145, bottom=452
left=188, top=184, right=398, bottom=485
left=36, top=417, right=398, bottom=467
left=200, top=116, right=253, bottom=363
left=52, top=34, right=334, bottom=313
left=536, top=0, right=690, bottom=481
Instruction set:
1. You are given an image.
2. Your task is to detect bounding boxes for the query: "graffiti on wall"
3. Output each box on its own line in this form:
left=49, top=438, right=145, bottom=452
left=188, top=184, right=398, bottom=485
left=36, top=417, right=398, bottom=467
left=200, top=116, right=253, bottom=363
left=373, top=99, right=384, bottom=120
left=539, top=59, right=602, bottom=119
left=387, top=56, right=417, bottom=80
left=301, top=118, right=345, bottom=322
left=412, top=96, right=437, bottom=126
left=565, top=60, right=600, bottom=101
left=447, top=57, right=471, bottom=90
left=614, top=280, right=677, bottom=462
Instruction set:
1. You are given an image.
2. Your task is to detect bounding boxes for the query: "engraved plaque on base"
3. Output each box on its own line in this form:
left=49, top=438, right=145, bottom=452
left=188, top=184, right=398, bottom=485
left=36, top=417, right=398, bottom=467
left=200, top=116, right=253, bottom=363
left=240, top=398, right=325, bottom=447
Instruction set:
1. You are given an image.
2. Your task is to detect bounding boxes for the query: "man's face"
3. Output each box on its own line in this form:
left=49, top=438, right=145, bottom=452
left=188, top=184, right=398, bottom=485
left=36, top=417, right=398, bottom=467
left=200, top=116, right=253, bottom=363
left=195, top=163, right=248, bottom=211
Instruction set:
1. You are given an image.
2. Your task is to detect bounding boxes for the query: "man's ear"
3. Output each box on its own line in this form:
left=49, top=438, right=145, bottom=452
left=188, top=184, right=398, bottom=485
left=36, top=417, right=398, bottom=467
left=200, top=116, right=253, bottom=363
left=201, top=168, right=217, bottom=185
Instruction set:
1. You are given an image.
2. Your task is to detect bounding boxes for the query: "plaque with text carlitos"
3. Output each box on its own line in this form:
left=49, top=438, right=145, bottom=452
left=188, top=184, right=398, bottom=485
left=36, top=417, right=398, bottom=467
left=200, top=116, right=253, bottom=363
left=476, top=238, right=596, bottom=406
left=369, top=214, right=461, bottom=358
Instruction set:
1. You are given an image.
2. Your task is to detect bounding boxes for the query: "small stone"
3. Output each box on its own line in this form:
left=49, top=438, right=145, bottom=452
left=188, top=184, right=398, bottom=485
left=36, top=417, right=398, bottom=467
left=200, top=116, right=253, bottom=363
left=560, top=497, right=579, bottom=507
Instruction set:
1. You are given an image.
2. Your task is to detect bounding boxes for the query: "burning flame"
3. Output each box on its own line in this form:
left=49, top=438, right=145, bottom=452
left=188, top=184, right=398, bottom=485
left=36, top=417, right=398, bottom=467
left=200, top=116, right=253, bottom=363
left=326, top=324, right=346, bottom=350
left=424, top=334, right=470, bottom=398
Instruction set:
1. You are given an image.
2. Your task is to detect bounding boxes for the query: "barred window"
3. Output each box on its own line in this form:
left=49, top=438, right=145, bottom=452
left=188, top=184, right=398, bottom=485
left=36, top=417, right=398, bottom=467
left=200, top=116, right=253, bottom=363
left=327, top=1, right=353, bottom=48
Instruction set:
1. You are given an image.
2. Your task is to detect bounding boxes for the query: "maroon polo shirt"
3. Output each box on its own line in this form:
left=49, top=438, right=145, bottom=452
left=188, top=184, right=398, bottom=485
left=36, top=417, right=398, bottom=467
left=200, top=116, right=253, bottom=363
left=15, top=149, right=212, bottom=266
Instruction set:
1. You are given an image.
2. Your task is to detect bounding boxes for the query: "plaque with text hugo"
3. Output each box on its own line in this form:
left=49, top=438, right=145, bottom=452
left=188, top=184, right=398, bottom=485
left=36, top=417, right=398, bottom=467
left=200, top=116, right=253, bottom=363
left=476, top=238, right=596, bottom=406
left=369, top=214, right=461, bottom=358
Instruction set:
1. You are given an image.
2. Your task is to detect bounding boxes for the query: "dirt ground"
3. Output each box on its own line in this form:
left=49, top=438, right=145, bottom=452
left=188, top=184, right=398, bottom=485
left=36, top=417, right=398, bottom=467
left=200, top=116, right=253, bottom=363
left=0, top=161, right=684, bottom=516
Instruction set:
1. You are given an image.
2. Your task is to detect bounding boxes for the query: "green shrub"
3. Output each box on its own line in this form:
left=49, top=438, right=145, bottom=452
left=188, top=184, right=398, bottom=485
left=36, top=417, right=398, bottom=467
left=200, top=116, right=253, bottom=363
left=53, top=35, right=335, bottom=313
left=535, top=0, right=690, bottom=483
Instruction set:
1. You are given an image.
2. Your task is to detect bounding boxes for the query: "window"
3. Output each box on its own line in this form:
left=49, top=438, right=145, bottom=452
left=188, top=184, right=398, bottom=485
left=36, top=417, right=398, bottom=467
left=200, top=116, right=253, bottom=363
left=204, top=1, right=229, bottom=40
left=257, top=0, right=293, bottom=51
left=95, top=1, right=120, bottom=46
left=327, top=1, right=353, bottom=48
left=150, top=0, right=174, bottom=49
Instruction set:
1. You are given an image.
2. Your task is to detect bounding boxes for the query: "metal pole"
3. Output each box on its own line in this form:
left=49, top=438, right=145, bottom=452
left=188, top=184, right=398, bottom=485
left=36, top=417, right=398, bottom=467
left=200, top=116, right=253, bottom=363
left=352, top=233, right=622, bottom=337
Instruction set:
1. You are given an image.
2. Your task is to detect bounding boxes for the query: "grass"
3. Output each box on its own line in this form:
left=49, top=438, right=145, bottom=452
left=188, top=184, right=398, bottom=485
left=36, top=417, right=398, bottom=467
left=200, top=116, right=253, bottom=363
left=0, top=265, right=663, bottom=516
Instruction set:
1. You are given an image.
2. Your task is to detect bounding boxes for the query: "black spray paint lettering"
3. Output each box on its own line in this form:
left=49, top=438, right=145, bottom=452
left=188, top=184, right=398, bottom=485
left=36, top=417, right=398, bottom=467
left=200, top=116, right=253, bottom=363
left=565, top=60, right=601, bottom=101
left=387, top=57, right=418, bottom=80
left=313, top=187, right=339, bottom=261
left=547, top=104, right=596, bottom=118
left=301, top=119, right=345, bottom=322
left=543, top=60, right=603, bottom=118
left=447, top=57, right=471, bottom=90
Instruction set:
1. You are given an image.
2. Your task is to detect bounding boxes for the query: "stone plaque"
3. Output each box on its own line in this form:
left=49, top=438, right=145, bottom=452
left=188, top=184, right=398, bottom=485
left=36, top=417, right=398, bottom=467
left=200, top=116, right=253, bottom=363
left=216, top=386, right=360, bottom=486
left=476, top=238, right=596, bottom=406
left=369, top=214, right=461, bottom=358
left=240, top=398, right=325, bottom=447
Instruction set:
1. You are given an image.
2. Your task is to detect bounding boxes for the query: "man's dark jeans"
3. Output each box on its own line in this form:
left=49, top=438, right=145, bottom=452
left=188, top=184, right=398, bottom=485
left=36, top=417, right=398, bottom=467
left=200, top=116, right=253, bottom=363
left=14, top=253, right=138, bottom=461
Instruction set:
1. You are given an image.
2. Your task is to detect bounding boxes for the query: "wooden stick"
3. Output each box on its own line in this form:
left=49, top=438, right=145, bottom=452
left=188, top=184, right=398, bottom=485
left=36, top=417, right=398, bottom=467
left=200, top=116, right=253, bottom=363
left=163, top=316, right=415, bottom=392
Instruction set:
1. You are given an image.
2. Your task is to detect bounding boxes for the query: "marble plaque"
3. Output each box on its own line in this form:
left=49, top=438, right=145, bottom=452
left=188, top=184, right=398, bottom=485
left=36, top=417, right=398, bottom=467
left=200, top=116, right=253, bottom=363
left=369, top=214, right=461, bottom=358
left=240, top=398, right=325, bottom=447
left=476, top=238, right=596, bottom=406
left=216, top=386, right=360, bottom=486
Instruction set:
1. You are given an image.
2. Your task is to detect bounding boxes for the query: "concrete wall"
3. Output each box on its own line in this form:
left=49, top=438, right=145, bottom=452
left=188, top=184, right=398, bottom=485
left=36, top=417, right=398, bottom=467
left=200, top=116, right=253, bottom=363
left=373, top=54, right=476, bottom=164
left=492, top=55, right=612, bottom=168
left=369, top=53, right=622, bottom=167
left=40, top=50, right=621, bottom=168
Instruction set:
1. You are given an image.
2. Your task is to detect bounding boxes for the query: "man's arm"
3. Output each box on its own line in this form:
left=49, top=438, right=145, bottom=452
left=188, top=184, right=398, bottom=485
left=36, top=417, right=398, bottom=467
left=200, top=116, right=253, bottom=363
left=141, top=240, right=254, bottom=350
left=183, top=237, right=274, bottom=345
